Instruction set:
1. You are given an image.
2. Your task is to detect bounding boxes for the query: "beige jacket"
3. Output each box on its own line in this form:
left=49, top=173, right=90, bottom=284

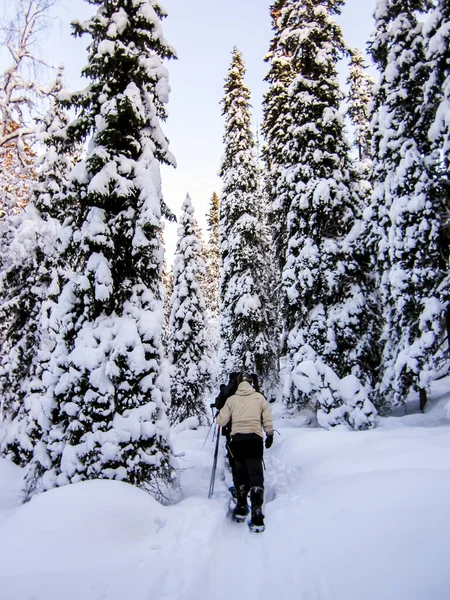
left=216, top=381, right=274, bottom=438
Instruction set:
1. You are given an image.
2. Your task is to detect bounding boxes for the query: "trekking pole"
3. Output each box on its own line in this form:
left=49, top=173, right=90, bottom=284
left=203, top=420, right=215, bottom=446
left=208, top=425, right=221, bottom=498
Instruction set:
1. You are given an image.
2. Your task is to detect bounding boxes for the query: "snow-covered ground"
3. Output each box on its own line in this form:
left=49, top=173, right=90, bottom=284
left=1, top=379, right=450, bottom=600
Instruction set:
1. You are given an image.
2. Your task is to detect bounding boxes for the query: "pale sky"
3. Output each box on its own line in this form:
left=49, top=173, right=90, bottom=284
left=5, top=0, right=377, bottom=262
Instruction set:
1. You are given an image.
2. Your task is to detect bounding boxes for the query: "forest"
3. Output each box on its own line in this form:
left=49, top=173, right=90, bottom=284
left=0, top=0, right=449, bottom=503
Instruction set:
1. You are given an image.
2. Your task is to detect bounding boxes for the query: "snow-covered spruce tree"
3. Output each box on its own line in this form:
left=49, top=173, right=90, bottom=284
left=161, top=256, right=174, bottom=352
left=219, top=48, right=278, bottom=395
left=23, top=0, right=178, bottom=501
left=369, top=0, right=448, bottom=410
left=346, top=49, right=375, bottom=267
left=262, top=0, right=298, bottom=278
left=0, top=69, right=75, bottom=465
left=346, top=49, right=375, bottom=163
left=203, top=191, right=220, bottom=318
left=424, top=0, right=450, bottom=171
left=423, top=0, right=450, bottom=276
left=167, top=194, right=211, bottom=425
left=276, top=0, right=378, bottom=429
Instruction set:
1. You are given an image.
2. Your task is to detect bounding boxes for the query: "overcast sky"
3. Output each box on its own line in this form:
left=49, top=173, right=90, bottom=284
left=6, top=0, right=376, bottom=261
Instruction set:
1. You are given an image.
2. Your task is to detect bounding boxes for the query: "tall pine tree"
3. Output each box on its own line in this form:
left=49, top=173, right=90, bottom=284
left=346, top=49, right=375, bottom=163
left=0, top=69, right=75, bottom=465
left=262, top=0, right=298, bottom=277
left=203, top=191, right=220, bottom=318
left=167, top=194, right=211, bottom=425
left=268, top=0, right=378, bottom=428
left=220, top=48, right=278, bottom=395
left=370, top=0, right=448, bottom=410
left=20, top=0, right=178, bottom=501
left=423, top=0, right=450, bottom=282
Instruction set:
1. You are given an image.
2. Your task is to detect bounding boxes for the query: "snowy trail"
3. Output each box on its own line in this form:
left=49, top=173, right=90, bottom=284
left=138, top=428, right=331, bottom=600
left=2, top=389, right=450, bottom=600
left=162, top=431, right=334, bottom=600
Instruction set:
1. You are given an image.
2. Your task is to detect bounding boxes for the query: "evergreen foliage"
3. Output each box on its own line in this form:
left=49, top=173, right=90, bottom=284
left=0, top=70, right=74, bottom=465
left=423, top=0, right=450, bottom=217
left=17, top=0, right=178, bottom=501
left=219, top=48, right=279, bottom=394
left=369, top=0, right=448, bottom=409
left=346, top=49, right=375, bottom=162
left=262, top=0, right=298, bottom=277
left=167, top=194, right=211, bottom=425
left=269, top=0, right=378, bottom=428
left=203, top=191, right=220, bottom=318
left=162, top=256, right=174, bottom=352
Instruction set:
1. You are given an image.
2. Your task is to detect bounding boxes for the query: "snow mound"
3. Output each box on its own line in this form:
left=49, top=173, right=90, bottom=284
left=0, top=479, right=165, bottom=575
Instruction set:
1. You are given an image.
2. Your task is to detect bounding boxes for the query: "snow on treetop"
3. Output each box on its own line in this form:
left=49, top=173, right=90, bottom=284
left=107, top=8, right=129, bottom=37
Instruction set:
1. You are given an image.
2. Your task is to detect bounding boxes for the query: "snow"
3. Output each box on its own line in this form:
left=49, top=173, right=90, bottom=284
left=1, top=379, right=450, bottom=599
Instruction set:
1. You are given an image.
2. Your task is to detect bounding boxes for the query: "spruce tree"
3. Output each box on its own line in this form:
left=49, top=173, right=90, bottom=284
left=167, top=194, right=211, bottom=425
left=423, top=0, right=450, bottom=278
left=262, top=0, right=298, bottom=276
left=271, top=0, right=378, bottom=428
left=22, top=0, right=178, bottom=500
left=370, top=0, right=448, bottom=410
left=424, top=0, right=450, bottom=157
left=219, top=48, right=278, bottom=394
left=0, top=70, right=74, bottom=464
left=346, top=49, right=375, bottom=163
left=162, top=256, right=174, bottom=352
left=203, top=191, right=220, bottom=318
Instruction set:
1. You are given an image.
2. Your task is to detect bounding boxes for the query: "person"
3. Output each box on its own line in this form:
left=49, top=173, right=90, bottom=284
left=211, top=372, right=260, bottom=497
left=216, top=371, right=274, bottom=531
left=211, top=372, right=239, bottom=494
left=212, top=372, right=239, bottom=413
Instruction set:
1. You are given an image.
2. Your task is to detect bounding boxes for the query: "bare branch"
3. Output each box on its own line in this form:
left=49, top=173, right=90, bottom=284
left=0, top=0, right=60, bottom=216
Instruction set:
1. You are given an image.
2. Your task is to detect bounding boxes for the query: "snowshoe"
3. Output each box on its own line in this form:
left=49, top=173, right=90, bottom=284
left=248, top=486, right=265, bottom=532
left=248, top=507, right=265, bottom=532
left=248, top=518, right=265, bottom=532
left=230, top=484, right=249, bottom=523
left=232, top=502, right=249, bottom=523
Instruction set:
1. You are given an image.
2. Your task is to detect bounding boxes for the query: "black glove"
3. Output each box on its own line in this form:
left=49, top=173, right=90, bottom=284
left=265, top=434, right=273, bottom=449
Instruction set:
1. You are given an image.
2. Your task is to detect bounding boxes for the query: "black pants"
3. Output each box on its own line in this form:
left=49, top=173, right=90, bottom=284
left=230, top=433, right=264, bottom=490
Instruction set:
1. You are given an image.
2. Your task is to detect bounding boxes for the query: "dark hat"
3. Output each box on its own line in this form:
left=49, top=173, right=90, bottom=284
left=238, top=371, right=253, bottom=384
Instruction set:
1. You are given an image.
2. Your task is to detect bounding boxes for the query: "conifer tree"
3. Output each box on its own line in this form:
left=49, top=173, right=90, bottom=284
left=220, top=48, right=278, bottom=394
left=21, top=0, right=178, bottom=500
left=162, top=257, right=174, bottom=352
left=422, top=0, right=450, bottom=401
left=262, top=0, right=298, bottom=275
left=0, top=69, right=75, bottom=464
left=203, top=191, right=220, bottom=318
left=423, top=0, right=450, bottom=261
left=167, top=194, right=211, bottom=425
left=270, top=0, right=378, bottom=428
left=346, top=49, right=375, bottom=257
left=369, top=0, right=448, bottom=410
left=346, top=49, right=375, bottom=162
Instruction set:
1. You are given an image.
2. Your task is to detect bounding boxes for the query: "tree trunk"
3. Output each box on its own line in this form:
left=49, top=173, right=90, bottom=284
left=419, top=388, right=427, bottom=413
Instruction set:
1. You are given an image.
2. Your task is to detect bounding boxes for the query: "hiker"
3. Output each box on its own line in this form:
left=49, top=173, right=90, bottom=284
left=211, top=372, right=239, bottom=484
left=212, top=372, right=239, bottom=413
left=216, top=371, right=274, bottom=532
left=211, top=372, right=262, bottom=492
